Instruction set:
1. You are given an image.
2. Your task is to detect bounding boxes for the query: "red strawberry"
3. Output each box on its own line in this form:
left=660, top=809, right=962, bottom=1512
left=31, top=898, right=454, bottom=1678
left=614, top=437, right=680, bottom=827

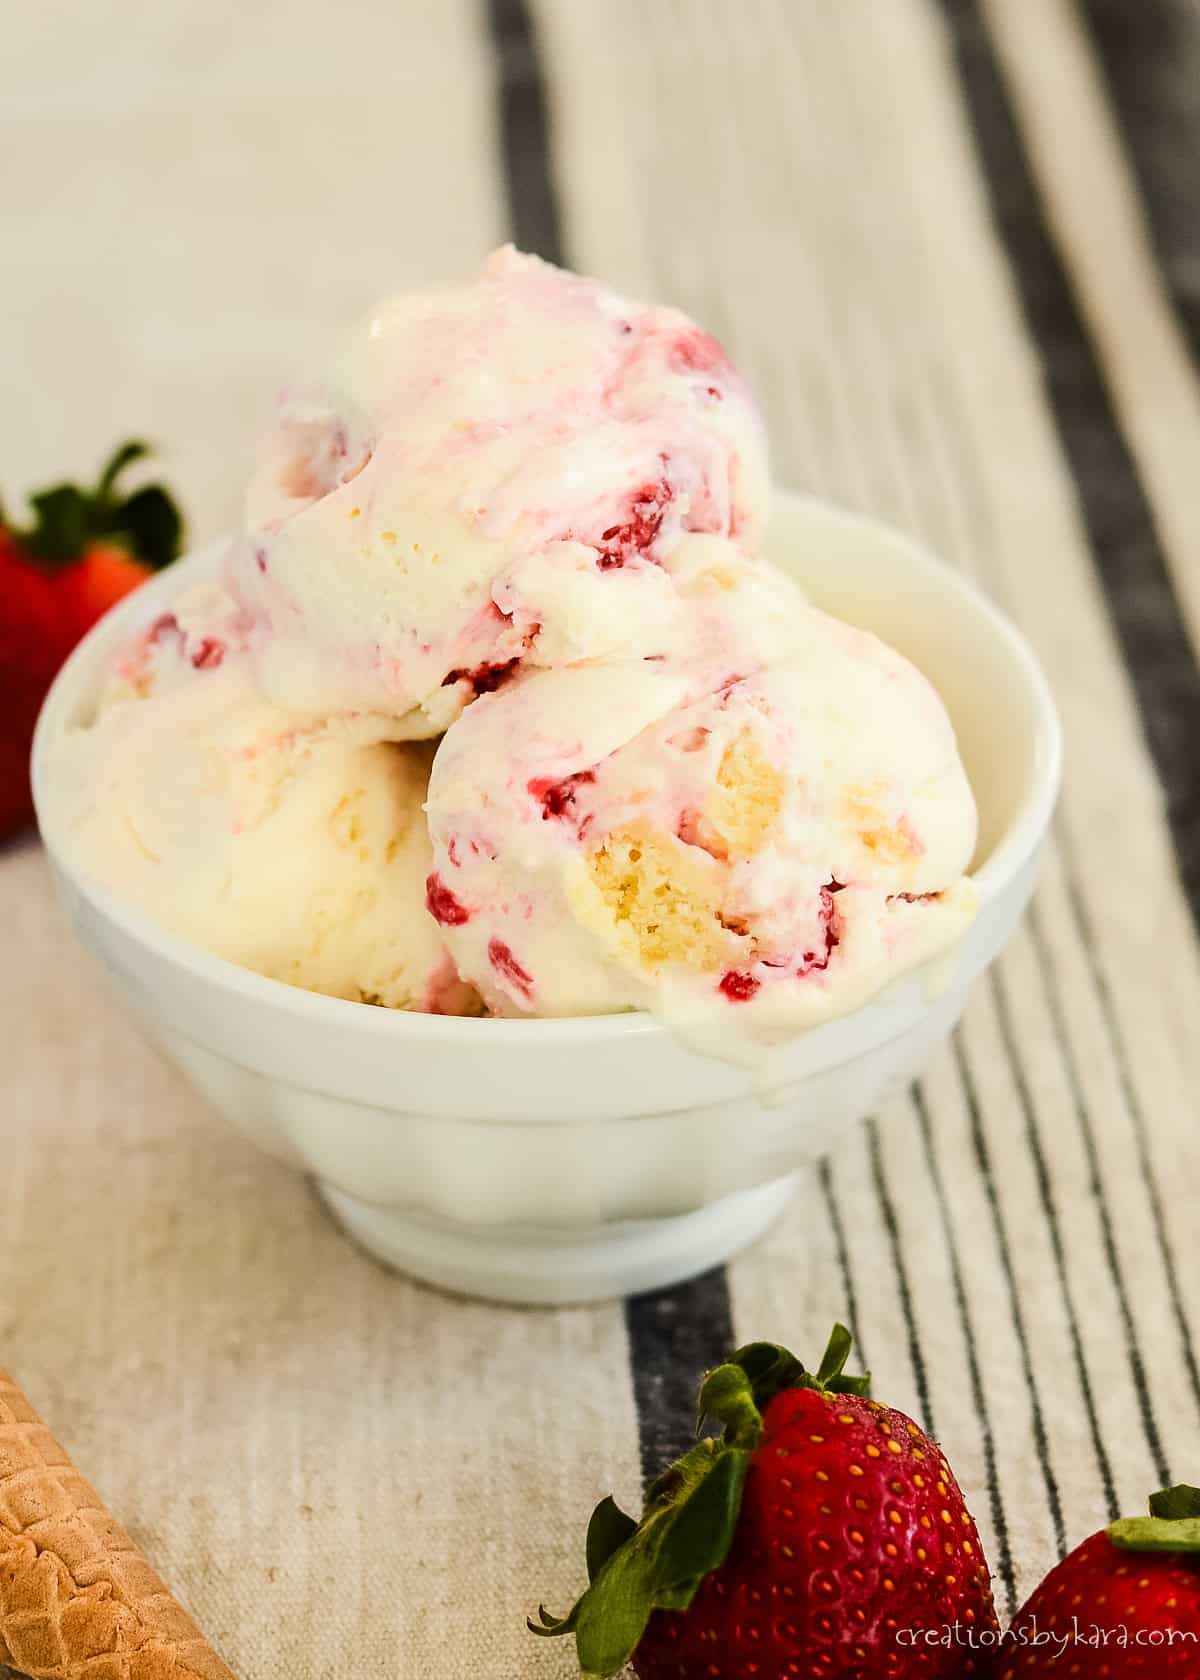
left=0, top=440, right=183, bottom=840
left=531, top=1327, right=998, bottom=1678
left=0, top=533, right=81, bottom=838
left=61, top=541, right=159, bottom=624
left=1000, top=1485, right=1200, bottom=1675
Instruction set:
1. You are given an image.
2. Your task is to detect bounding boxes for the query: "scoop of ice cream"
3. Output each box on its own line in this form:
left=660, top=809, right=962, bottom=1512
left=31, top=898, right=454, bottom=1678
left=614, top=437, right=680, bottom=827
left=52, top=630, right=478, bottom=1014
left=234, top=246, right=770, bottom=731
left=424, top=601, right=978, bottom=1049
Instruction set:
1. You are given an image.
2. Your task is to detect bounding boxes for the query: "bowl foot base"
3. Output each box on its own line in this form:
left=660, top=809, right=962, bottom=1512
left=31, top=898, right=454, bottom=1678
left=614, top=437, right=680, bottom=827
left=316, top=1176, right=800, bottom=1305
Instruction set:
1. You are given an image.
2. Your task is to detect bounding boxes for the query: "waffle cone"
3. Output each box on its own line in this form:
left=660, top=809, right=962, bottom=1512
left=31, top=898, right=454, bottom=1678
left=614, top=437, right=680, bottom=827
left=0, top=1368, right=235, bottom=1680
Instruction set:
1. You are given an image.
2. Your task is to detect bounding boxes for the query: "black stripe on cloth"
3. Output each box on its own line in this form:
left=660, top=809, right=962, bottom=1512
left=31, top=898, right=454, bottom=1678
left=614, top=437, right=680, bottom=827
left=1082, top=0, right=1200, bottom=369
left=912, top=1083, right=1016, bottom=1615
left=624, top=1270, right=736, bottom=1486
left=1059, top=833, right=1200, bottom=1416
left=938, top=0, right=1200, bottom=931
left=1026, top=903, right=1172, bottom=1485
left=818, top=1157, right=864, bottom=1359
left=866, top=1118, right=935, bottom=1436
left=987, top=972, right=1120, bottom=1519
left=486, top=0, right=566, bottom=264
left=952, top=1034, right=1068, bottom=1554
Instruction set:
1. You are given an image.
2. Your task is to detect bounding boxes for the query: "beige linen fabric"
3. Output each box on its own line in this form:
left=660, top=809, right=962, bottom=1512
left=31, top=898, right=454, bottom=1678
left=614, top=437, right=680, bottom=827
left=4, top=0, right=1200, bottom=1673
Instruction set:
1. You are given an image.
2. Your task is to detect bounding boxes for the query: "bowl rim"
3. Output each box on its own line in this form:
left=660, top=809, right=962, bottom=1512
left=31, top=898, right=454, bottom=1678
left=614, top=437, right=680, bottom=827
left=32, top=488, right=1062, bottom=1047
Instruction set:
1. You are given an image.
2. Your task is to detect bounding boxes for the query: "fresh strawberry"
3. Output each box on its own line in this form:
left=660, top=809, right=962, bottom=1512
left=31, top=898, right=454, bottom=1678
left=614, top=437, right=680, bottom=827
left=0, top=535, right=80, bottom=838
left=61, top=541, right=159, bottom=624
left=1000, top=1485, right=1200, bottom=1675
left=0, top=439, right=183, bottom=840
left=531, top=1327, right=997, bottom=1678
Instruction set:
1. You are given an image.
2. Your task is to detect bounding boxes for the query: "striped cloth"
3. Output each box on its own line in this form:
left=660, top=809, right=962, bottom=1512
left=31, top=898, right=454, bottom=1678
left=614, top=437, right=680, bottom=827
left=2, top=0, right=1199, bottom=1671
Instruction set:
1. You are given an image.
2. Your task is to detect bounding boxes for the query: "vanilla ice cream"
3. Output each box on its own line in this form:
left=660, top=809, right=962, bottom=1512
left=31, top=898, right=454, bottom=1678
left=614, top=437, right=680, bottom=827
left=233, top=246, right=770, bottom=732
left=52, top=627, right=477, bottom=1014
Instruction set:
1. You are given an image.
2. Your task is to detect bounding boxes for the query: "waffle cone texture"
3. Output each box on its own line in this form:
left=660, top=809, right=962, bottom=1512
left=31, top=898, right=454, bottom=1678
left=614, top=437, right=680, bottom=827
left=0, top=1368, right=234, bottom=1680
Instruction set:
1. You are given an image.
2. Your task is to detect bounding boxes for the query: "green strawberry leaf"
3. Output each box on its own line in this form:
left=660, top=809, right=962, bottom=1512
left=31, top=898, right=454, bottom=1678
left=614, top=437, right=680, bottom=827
left=816, top=1323, right=865, bottom=1390
left=1110, top=1485, right=1200, bottom=1554
left=586, top=1496, right=638, bottom=1583
left=1110, top=1518, right=1200, bottom=1553
left=94, top=439, right=152, bottom=508
left=695, top=1355, right=771, bottom=1443
left=109, top=483, right=183, bottom=569
left=22, top=485, right=92, bottom=564
left=1150, top=1485, right=1200, bottom=1522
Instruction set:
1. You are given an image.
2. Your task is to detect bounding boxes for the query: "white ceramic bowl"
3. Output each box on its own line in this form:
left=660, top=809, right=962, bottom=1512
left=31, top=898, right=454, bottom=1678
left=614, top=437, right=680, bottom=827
left=33, top=492, right=1061, bottom=1304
